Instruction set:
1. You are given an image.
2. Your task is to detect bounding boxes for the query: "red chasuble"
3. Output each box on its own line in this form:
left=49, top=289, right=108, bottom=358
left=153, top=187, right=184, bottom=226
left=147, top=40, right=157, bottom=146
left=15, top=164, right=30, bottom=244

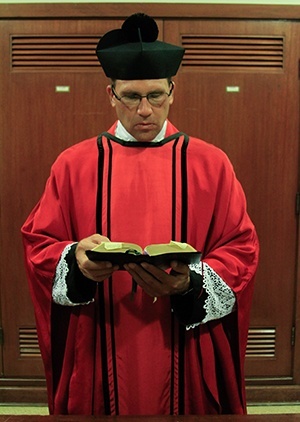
left=21, top=120, right=259, bottom=415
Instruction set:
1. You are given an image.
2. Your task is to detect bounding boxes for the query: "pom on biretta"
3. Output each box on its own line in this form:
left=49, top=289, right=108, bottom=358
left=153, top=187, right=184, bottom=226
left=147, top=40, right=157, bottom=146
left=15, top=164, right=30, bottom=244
left=96, top=13, right=185, bottom=80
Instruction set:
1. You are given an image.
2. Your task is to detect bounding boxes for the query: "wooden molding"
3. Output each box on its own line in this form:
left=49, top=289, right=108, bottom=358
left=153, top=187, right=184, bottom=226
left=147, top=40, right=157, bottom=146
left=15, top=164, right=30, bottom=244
left=246, top=385, right=300, bottom=404
left=0, top=378, right=47, bottom=404
left=0, top=378, right=299, bottom=404
left=0, top=3, right=300, bottom=20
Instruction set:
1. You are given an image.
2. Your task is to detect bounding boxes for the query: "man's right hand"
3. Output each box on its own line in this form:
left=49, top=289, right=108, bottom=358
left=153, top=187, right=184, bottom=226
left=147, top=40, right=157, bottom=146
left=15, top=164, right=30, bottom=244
left=75, top=234, right=119, bottom=282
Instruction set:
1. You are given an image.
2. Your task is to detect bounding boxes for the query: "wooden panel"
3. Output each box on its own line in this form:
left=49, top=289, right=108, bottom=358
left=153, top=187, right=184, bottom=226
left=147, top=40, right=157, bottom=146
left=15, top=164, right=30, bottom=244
left=1, top=3, right=300, bottom=20
left=0, top=18, right=123, bottom=377
left=165, top=19, right=299, bottom=379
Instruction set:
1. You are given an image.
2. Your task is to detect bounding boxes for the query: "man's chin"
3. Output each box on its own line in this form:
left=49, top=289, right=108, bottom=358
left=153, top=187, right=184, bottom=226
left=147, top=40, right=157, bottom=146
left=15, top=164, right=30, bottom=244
left=134, top=130, right=159, bottom=143
left=132, top=124, right=160, bottom=142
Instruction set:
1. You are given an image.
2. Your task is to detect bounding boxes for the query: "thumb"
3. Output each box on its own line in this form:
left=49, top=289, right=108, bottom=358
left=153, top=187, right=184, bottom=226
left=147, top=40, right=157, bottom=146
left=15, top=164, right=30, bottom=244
left=170, top=260, right=189, bottom=274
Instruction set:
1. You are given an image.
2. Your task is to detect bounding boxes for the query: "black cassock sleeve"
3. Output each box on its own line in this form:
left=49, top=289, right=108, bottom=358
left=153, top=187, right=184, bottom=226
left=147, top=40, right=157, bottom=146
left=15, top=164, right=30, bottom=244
left=170, top=269, right=208, bottom=326
left=64, top=244, right=97, bottom=303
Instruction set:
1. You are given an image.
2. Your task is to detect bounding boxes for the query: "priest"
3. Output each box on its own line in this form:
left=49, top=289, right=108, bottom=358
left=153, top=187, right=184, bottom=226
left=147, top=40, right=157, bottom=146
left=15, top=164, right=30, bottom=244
left=21, top=13, right=259, bottom=416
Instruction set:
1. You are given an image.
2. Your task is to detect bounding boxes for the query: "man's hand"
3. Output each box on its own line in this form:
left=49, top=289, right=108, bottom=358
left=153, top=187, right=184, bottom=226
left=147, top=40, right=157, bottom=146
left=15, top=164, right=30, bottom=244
left=124, top=261, right=190, bottom=298
left=75, top=234, right=119, bottom=282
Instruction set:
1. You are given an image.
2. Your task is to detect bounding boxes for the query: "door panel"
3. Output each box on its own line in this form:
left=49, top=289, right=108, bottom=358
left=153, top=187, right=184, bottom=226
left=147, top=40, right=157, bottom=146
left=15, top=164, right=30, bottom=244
left=165, top=20, right=299, bottom=378
left=0, top=18, right=125, bottom=377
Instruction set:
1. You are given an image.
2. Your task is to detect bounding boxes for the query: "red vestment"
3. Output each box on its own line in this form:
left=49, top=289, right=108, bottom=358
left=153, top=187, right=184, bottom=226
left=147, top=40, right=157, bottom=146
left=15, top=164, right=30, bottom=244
left=21, top=121, right=259, bottom=415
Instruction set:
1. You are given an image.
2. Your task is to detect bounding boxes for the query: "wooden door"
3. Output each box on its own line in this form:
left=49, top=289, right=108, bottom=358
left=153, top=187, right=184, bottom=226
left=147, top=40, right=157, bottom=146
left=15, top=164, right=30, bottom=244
left=165, top=19, right=299, bottom=380
left=0, top=18, right=121, bottom=378
left=0, top=16, right=164, bottom=382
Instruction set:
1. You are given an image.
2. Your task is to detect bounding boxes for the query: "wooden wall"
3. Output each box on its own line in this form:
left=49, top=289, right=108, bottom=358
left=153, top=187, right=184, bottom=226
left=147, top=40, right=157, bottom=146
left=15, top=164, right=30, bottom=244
left=0, top=3, right=299, bottom=404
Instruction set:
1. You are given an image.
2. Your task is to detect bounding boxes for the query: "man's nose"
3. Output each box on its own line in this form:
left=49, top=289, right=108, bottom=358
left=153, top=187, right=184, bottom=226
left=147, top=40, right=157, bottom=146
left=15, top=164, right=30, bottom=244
left=137, top=97, right=153, bottom=115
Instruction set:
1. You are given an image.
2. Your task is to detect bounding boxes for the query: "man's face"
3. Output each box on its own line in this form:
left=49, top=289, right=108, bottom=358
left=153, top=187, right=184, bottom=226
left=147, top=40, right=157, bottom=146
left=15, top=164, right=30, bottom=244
left=106, top=79, right=174, bottom=142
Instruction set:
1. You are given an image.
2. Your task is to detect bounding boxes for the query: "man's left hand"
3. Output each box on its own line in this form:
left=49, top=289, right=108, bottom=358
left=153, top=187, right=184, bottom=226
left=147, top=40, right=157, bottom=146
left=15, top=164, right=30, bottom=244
left=124, top=261, right=190, bottom=298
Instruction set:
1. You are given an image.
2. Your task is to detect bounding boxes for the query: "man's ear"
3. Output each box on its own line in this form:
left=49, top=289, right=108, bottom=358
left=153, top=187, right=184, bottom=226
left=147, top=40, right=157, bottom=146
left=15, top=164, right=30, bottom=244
left=169, top=81, right=175, bottom=105
left=106, top=85, right=116, bottom=107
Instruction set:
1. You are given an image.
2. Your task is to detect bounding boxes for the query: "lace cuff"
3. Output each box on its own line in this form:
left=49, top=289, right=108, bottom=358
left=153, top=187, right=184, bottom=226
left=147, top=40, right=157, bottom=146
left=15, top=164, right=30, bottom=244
left=52, top=243, right=95, bottom=306
left=186, top=262, right=236, bottom=330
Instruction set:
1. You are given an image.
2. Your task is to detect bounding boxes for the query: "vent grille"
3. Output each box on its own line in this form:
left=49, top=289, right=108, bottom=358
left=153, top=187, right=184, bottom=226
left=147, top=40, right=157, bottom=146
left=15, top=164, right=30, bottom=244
left=18, top=326, right=276, bottom=359
left=181, top=35, right=284, bottom=70
left=246, top=327, right=276, bottom=358
left=19, top=327, right=41, bottom=357
left=11, top=35, right=100, bottom=70
left=11, top=34, right=284, bottom=72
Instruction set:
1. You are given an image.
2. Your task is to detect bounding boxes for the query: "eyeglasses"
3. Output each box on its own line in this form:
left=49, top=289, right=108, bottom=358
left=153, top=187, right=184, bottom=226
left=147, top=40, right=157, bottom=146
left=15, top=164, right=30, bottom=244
left=111, top=82, right=174, bottom=109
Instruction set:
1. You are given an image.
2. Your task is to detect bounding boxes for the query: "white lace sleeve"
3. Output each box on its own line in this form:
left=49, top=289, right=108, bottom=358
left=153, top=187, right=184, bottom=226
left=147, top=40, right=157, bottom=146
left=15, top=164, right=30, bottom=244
left=52, top=243, right=94, bottom=306
left=186, top=262, right=236, bottom=330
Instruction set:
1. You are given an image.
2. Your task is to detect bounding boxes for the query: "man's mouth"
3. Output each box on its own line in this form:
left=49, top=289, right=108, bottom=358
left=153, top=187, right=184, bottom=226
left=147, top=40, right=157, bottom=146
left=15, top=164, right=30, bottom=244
left=135, top=122, right=155, bottom=130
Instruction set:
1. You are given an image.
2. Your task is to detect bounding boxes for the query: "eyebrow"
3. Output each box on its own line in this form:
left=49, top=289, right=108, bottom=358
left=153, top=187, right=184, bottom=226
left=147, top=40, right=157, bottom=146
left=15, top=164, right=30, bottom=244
left=121, top=90, right=140, bottom=96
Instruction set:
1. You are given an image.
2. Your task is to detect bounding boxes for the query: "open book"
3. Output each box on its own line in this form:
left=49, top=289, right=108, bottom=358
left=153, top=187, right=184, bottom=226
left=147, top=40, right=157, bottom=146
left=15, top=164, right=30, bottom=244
left=86, top=240, right=201, bottom=269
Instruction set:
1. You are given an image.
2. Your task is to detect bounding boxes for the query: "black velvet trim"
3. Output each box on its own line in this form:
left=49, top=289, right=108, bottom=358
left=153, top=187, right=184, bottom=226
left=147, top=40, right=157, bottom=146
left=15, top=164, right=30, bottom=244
left=170, top=269, right=208, bottom=326
left=171, top=138, right=179, bottom=239
left=106, top=139, right=113, bottom=239
left=178, top=323, right=186, bottom=415
left=64, top=244, right=97, bottom=303
left=170, top=140, right=178, bottom=415
left=97, top=135, right=118, bottom=415
left=180, top=135, right=189, bottom=243
left=96, top=136, right=104, bottom=233
left=97, top=282, right=111, bottom=415
left=99, top=131, right=186, bottom=148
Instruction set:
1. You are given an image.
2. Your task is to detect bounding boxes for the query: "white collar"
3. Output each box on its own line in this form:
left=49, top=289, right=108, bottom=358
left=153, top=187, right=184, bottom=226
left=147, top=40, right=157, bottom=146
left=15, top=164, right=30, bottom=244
left=115, top=120, right=167, bottom=143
